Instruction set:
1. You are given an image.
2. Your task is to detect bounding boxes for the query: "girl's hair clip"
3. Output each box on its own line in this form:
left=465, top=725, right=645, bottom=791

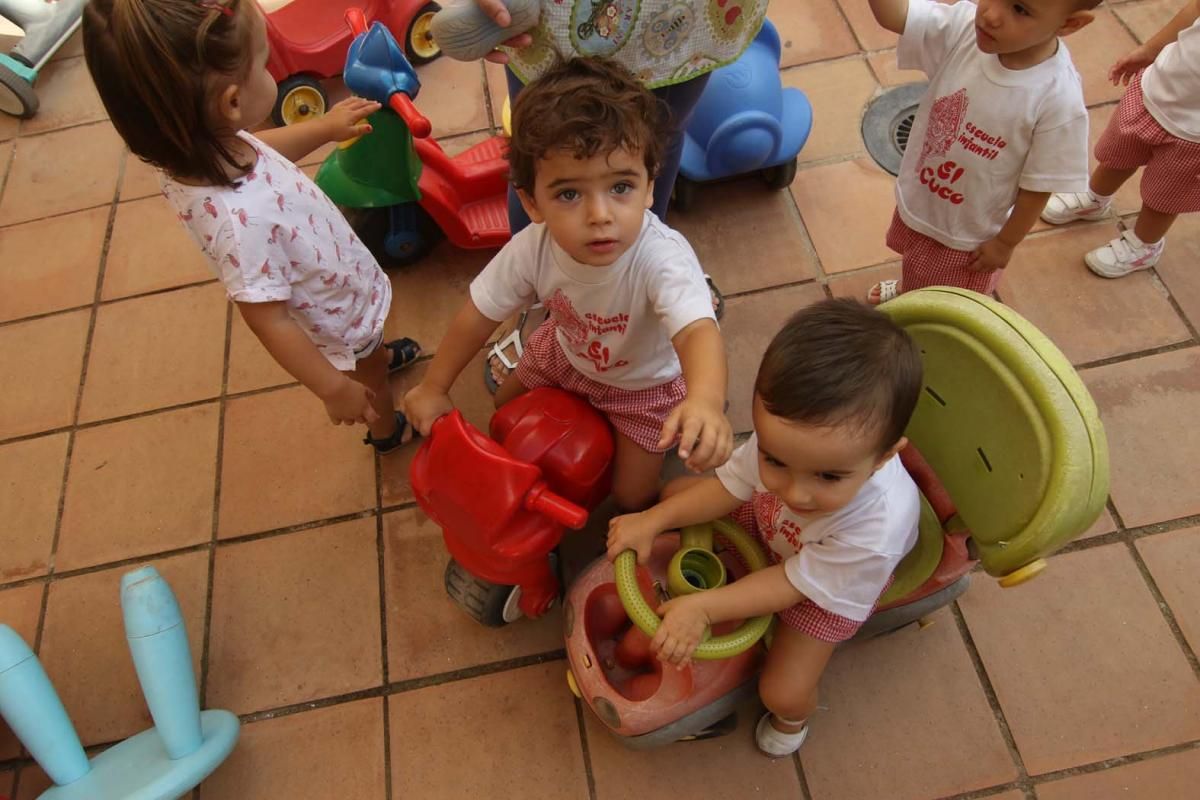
left=197, top=0, right=235, bottom=17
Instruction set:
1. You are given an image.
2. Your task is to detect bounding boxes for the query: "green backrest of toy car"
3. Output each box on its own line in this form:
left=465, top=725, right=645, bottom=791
left=879, top=493, right=944, bottom=605
left=879, top=288, right=1109, bottom=579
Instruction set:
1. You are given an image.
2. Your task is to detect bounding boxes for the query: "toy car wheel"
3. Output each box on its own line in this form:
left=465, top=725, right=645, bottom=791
left=444, top=558, right=517, bottom=628
left=0, top=62, right=39, bottom=119
left=761, top=157, right=798, bottom=191
left=272, top=75, right=328, bottom=127
left=406, top=2, right=443, bottom=65
left=671, top=175, right=698, bottom=212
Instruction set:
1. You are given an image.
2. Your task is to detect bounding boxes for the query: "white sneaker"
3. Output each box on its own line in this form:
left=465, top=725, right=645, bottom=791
left=755, top=712, right=809, bottom=757
left=1042, top=191, right=1111, bottom=225
left=1084, top=231, right=1164, bottom=278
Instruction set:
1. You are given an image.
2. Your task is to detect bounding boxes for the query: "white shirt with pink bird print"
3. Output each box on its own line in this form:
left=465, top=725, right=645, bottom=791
left=161, top=132, right=391, bottom=370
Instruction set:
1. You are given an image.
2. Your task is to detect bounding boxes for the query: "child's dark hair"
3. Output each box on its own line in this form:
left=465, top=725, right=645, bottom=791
left=83, top=0, right=257, bottom=187
left=755, top=299, right=923, bottom=453
left=507, top=57, right=667, bottom=192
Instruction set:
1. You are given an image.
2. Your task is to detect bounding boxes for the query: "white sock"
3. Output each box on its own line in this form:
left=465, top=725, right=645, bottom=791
left=1088, top=188, right=1114, bottom=204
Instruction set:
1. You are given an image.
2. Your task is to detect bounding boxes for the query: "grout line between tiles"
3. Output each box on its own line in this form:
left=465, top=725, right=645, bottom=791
left=1124, top=539, right=1200, bottom=679
left=793, top=751, right=815, bottom=800
left=572, top=697, right=599, bottom=800
left=1024, top=738, right=1200, bottom=788
left=949, top=601, right=1033, bottom=790
left=372, top=391, right=394, bottom=798
left=198, top=302, right=234, bottom=707
left=1073, top=339, right=1198, bottom=373
left=0, top=278, right=221, bottom=332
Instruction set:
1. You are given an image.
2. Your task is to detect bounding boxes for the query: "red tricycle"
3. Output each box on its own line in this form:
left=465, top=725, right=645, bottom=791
left=314, top=10, right=510, bottom=265
left=410, top=388, right=613, bottom=625
left=410, top=288, right=1109, bottom=748
left=262, top=0, right=442, bottom=126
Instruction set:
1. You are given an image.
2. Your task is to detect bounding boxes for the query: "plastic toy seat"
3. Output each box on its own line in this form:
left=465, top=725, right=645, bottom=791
left=880, top=288, right=1108, bottom=583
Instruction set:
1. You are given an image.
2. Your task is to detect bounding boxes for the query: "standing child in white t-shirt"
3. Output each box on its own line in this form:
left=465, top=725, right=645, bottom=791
left=403, top=57, right=732, bottom=511
left=83, top=0, right=422, bottom=454
left=1042, top=2, right=1200, bottom=276
left=606, top=299, right=924, bottom=757
left=865, top=0, right=1098, bottom=304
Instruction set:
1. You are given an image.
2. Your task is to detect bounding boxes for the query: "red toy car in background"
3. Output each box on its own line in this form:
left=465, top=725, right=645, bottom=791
left=261, top=0, right=441, bottom=126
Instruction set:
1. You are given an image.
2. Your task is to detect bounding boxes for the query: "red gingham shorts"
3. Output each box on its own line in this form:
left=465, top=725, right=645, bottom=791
left=513, top=320, right=687, bottom=453
left=729, top=502, right=891, bottom=644
left=1095, top=71, right=1200, bottom=215
left=886, top=210, right=1001, bottom=296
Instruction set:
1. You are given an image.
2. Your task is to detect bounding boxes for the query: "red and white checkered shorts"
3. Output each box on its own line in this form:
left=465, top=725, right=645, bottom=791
left=886, top=211, right=1001, bottom=296
left=1095, top=71, right=1200, bottom=215
left=728, top=503, right=890, bottom=644
left=513, top=320, right=687, bottom=453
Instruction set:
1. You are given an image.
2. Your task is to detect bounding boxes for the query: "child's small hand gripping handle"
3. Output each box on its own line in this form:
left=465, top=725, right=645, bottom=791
left=525, top=482, right=588, bottom=529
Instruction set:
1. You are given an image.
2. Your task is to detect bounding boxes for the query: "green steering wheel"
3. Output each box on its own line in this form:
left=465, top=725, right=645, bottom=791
left=613, top=518, right=773, bottom=660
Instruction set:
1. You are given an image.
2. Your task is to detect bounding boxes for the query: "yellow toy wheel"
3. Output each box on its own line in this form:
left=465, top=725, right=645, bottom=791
left=273, top=76, right=327, bottom=127
left=406, top=3, right=443, bottom=65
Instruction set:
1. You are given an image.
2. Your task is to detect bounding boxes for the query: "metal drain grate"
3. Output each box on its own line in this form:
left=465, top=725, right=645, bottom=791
left=862, top=83, right=928, bottom=176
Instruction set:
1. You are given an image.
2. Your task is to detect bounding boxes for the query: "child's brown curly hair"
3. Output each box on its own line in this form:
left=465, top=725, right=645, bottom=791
left=507, top=57, right=668, bottom=192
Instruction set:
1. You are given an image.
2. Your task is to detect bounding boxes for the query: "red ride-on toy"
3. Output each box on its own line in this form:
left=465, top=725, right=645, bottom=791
left=315, top=10, right=510, bottom=265
left=410, top=388, right=614, bottom=626
left=261, top=0, right=441, bottom=126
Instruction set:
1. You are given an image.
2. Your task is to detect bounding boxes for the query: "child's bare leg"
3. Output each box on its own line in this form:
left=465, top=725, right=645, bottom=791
left=1132, top=205, right=1177, bottom=244
left=350, top=344, right=398, bottom=440
left=1090, top=165, right=1137, bottom=197
left=493, top=370, right=533, bottom=408
left=758, top=625, right=836, bottom=732
left=612, top=431, right=665, bottom=512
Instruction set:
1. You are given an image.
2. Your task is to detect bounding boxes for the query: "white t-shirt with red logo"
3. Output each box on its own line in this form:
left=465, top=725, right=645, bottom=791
left=895, top=0, right=1090, bottom=251
left=715, top=435, right=920, bottom=622
left=470, top=210, right=716, bottom=390
left=1141, top=18, right=1200, bottom=143
left=162, top=132, right=391, bottom=371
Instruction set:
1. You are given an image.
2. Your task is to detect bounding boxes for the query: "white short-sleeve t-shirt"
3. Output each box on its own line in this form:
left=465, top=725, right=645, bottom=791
left=1141, top=18, right=1200, bottom=143
left=162, top=133, right=391, bottom=371
left=895, top=0, right=1090, bottom=250
left=715, top=435, right=921, bottom=621
left=470, top=210, right=715, bottom=390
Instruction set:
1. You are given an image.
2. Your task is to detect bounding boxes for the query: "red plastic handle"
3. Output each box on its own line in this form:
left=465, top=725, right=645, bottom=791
left=525, top=483, right=589, bottom=529
left=389, top=93, right=432, bottom=138
left=345, top=7, right=368, bottom=36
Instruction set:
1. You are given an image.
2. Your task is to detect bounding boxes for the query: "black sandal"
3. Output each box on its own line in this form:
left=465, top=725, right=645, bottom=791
left=385, top=338, right=422, bottom=374
left=363, top=412, right=418, bottom=455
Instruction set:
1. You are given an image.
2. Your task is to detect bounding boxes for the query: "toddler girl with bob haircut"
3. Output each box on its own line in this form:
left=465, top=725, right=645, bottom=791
left=83, top=0, right=422, bottom=453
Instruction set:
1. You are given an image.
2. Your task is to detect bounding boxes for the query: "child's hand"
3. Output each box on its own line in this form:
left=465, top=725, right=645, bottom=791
left=1109, top=44, right=1157, bottom=86
left=320, top=97, right=382, bottom=142
left=321, top=376, right=379, bottom=425
left=403, top=382, right=455, bottom=436
left=966, top=237, right=1014, bottom=273
left=652, top=595, right=711, bottom=667
left=658, top=398, right=734, bottom=473
left=606, top=511, right=662, bottom=564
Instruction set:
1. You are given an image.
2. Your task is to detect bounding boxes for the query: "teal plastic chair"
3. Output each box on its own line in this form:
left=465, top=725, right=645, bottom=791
left=0, top=567, right=238, bottom=799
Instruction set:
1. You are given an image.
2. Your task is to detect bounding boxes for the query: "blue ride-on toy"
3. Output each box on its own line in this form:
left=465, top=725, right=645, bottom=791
left=673, top=18, right=813, bottom=211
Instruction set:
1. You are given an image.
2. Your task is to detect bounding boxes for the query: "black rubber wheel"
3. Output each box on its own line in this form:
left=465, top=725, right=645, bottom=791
left=444, top=558, right=517, bottom=628
left=762, top=157, right=798, bottom=190
left=0, top=62, right=39, bottom=119
left=272, top=74, right=328, bottom=127
left=406, top=2, right=443, bottom=65
left=351, top=205, right=441, bottom=268
left=672, top=175, right=698, bottom=212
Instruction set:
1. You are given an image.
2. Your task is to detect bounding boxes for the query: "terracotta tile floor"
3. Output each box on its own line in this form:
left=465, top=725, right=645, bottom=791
left=2, top=4, right=1199, bottom=798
